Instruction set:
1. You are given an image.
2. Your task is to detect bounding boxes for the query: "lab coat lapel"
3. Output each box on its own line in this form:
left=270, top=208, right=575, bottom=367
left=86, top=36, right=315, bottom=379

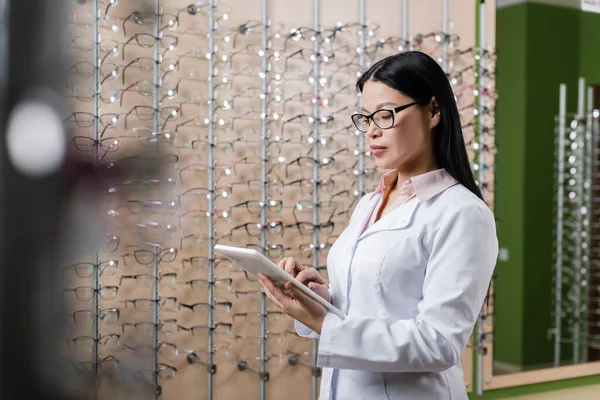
left=336, top=194, right=381, bottom=315
left=358, top=197, right=420, bottom=241
left=347, top=194, right=381, bottom=246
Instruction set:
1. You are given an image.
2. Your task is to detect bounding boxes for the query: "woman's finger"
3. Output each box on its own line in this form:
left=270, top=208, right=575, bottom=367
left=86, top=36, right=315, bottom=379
left=287, top=285, right=315, bottom=305
left=277, top=258, right=288, bottom=269
left=263, top=287, right=284, bottom=310
left=258, top=278, right=285, bottom=309
left=258, top=274, right=290, bottom=309
left=284, top=257, right=298, bottom=276
left=287, top=286, right=327, bottom=317
left=296, top=268, right=323, bottom=285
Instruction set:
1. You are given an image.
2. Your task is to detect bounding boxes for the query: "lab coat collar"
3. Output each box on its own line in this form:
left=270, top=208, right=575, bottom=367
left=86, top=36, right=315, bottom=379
left=369, top=168, right=458, bottom=203
left=343, top=194, right=421, bottom=247
left=358, top=196, right=421, bottom=241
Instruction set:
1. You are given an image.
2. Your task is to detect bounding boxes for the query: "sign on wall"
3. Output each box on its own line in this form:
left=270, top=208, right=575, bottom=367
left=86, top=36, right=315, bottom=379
left=582, top=0, right=600, bottom=13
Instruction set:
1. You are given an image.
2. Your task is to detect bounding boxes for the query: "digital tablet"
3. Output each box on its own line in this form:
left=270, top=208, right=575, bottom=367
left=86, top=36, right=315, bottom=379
left=214, top=244, right=345, bottom=319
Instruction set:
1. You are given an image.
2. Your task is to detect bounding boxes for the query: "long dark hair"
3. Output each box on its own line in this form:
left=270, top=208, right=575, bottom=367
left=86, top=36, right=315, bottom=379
left=356, top=51, right=483, bottom=200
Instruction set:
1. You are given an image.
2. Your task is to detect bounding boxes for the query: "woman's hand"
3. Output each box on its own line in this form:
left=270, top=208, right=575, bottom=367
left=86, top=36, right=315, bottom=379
left=278, top=257, right=329, bottom=302
left=258, top=273, right=327, bottom=334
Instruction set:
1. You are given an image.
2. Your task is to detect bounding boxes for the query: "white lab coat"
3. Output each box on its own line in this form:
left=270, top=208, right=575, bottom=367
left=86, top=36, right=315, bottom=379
left=295, top=183, right=498, bottom=400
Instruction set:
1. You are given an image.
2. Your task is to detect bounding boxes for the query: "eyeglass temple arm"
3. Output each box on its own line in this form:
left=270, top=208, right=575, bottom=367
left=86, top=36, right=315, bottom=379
left=121, top=36, right=136, bottom=60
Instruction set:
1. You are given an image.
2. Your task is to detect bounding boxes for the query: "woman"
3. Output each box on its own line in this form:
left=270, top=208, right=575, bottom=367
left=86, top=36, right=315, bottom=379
left=258, top=51, right=498, bottom=400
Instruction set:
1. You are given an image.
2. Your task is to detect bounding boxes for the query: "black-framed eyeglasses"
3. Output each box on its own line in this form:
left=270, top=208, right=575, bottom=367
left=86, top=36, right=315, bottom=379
left=120, top=319, right=178, bottom=335
left=351, top=101, right=422, bottom=133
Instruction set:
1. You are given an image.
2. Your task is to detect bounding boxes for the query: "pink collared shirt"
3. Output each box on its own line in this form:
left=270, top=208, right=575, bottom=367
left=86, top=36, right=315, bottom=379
left=362, top=168, right=458, bottom=233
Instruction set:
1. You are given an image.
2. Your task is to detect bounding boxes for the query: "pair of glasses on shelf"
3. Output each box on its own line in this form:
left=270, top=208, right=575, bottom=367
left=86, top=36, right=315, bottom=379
left=230, top=329, right=299, bottom=346
left=285, top=221, right=336, bottom=236
left=448, top=65, right=496, bottom=86
left=120, top=318, right=179, bottom=335
left=280, top=26, right=323, bottom=52
left=231, top=200, right=283, bottom=215
left=118, top=127, right=178, bottom=149
left=64, top=36, right=120, bottom=61
left=120, top=10, right=181, bottom=36
left=284, top=148, right=351, bottom=178
left=284, top=176, right=337, bottom=194
left=121, top=343, right=229, bottom=367
left=120, top=56, right=180, bottom=84
left=179, top=209, right=232, bottom=229
left=365, top=35, right=412, bottom=56
left=177, top=135, right=248, bottom=154
left=122, top=296, right=179, bottom=312
left=119, top=272, right=178, bottom=288
left=179, top=278, right=233, bottom=292
left=120, top=34, right=178, bottom=60
left=63, top=260, right=119, bottom=279
left=269, top=84, right=356, bottom=115
left=66, top=333, right=121, bottom=351
left=119, top=341, right=181, bottom=358
left=69, top=359, right=175, bottom=386
left=179, top=232, right=236, bottom=252
left=115, top=363, right=178, bottom=382
left=104, top=198, right=179, bottom=219
left=230, top=221, right=284, bottom=238
left=176, top=322, right=233, bottom=336
left=179, top=301, right=233, bottom=314
left=447, top=46, right=497, bottom=65
left=229, top=156, right=288, bottom=178
left=321, top=21, right=380, bottom=45
left=270, top=46, right=342, bottom=75
left=412, top=31, right=460, bottom=48
left=244, top=244, right=292, bottom=260
left=70, top=137, right=121, bottom=161
left=68, top=307, right=120, bottom=325
left=178, top=163, right=233, bottom=185
left=120, top=80, right=179, bottom=106
left=71, top=355, right=120, bottom=375
left=123, top=105, right=180, bottom=130
left=64, top=285, right=119, bottom=301
left=65, top=111, right=120, bottom=133
left=174, top=126, right=235, bottom=149
left=291, top=199, right=342, bottom=221
left=185, top=346, right=237, bottom=372
left=64, top=61, right=120, bottom=88
left=121, top=247, right=178, bottom=266
left=227, top=220, right=336, bottom=238
left=232, top=311, right=284, bottom=325
left=64, top=85, right=120, bottom=104
left=177, top=94, right=216, bottom=117
left=180, top=255, right=232, bottom=269
left=293, top=237, right=337, bottom=258
left=65, top=34, right=178, bottom=68
left=278, top=112, right=335, bottom=134
left=67, top=10, right=120, bottom=32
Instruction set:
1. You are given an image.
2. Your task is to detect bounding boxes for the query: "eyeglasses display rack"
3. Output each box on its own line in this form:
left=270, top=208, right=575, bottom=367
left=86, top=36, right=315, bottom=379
left=61, top=1, right=494, bottom=399
left=552, top=78, right=599, bottom=368
left=92, top=0, right=102, bottom=384
left=475, top=0, right=491, bottom=395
